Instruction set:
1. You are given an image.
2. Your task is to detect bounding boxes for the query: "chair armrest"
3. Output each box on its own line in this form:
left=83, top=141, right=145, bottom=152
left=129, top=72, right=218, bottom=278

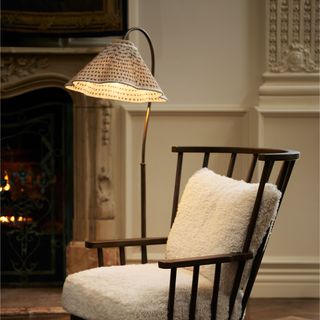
left=158, top=251, right=253, bottom=269
left=85, top=237, right=167, bottom=249
left=159, top=252, right=253, bottom=319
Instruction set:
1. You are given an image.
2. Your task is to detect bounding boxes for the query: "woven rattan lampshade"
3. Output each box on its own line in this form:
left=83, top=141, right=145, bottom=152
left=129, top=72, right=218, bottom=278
left=66, top=40, right=167, bottom=103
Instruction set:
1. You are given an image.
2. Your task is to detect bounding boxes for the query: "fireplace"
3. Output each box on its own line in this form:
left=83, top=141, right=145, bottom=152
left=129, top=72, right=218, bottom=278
left=1, top=46, right=124, bottom=286
left=1, top=88, right=73, bottom=285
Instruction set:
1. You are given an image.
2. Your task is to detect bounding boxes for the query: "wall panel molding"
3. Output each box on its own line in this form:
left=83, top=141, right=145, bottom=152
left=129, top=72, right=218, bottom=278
left=253, top=256, right=320, bottom=297
left=259, top=72, right=319, bottom=99
left=122, top=103, right=249, bottom=116
left=256, top=105, right=320, bottom=117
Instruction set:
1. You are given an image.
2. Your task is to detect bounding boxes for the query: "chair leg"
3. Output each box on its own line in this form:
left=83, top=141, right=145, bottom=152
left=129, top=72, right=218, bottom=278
left=71, top=314, right=85, bottom=320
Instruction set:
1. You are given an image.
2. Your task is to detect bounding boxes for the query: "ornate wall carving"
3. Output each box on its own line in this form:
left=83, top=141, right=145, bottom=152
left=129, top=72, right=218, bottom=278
left=267, top=0, right=319, bottom=73
left=95, top=100, right=115, bottom=221
left=1, top=56, right=49, bottom=83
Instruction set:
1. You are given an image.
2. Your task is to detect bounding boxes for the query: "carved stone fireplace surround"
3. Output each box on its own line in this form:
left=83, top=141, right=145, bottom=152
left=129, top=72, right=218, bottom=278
left=1, top=46, right=123, bottom=274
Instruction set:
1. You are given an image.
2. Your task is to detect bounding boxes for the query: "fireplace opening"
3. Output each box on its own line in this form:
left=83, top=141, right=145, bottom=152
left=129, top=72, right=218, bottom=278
left=1, top=87, right=73, bottom=286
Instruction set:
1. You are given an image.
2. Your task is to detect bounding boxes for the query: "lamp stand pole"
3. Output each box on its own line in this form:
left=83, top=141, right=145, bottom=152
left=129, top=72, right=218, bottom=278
left=124, top=28, right=155, bottom=263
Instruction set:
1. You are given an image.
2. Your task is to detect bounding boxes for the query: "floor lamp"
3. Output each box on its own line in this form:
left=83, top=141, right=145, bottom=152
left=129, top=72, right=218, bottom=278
left=66, top=28, right=167, bottom=263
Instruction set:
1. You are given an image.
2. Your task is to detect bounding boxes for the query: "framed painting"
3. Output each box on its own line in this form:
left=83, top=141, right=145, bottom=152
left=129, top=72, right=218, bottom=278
left=1, top=0, right=127, bottom=39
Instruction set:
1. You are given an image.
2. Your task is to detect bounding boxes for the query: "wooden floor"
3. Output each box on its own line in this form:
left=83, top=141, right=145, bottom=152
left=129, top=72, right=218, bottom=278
left=245, top=298, right=319, bottom=320
left=1, top=288, right=319, bottom=319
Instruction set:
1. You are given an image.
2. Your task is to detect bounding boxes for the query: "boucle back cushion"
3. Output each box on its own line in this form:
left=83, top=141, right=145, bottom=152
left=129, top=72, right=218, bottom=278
left=166, top=168, right=281, bottom=311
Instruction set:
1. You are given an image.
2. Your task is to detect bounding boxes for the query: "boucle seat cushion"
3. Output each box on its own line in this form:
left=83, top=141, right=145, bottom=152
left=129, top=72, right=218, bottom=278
left=62, top=263, right=214, bottom=320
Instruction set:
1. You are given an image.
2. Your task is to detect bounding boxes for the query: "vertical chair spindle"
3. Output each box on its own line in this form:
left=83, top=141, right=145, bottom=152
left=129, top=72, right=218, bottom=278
left=241, top=159, right=297, bottom=316
left=97, top=248, right=104, bottom=267
left=229, top=159, right=275, bottom=316
left=168, top=267, right=177, bottom=320
left=276, top=161, right=296, bottom=196
left=211, top=263, right=221, bottom=320
left=171, top=152, right=184, bottom=226
left=227, top=153, right=237, bottom=177
left=203, top=152, right=210, bottom=168
left=241, top=232, right=268, bottom=316
left=189, top=265, right=200, bottom=319
left=246, top=154, right=258, bottom=182
left=120, top=247, right=126, bottom=265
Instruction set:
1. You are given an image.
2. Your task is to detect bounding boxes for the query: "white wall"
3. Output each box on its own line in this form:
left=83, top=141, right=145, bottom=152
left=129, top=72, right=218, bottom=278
left=121, top=0, right=319, bottom=297
left=137, top=0, right=264, bottom=106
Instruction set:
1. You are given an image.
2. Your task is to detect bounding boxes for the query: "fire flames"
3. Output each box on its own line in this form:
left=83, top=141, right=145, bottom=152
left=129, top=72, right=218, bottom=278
left=0, top=215, right=33, bottom=224
left=0, top=173, right=11, bottom=192
left=1, top=171, right=33, bottom=224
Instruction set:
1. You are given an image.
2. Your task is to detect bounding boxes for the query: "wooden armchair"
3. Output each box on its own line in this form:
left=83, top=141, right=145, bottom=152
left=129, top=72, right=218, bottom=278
left=62, top=146, right=299, bottom=320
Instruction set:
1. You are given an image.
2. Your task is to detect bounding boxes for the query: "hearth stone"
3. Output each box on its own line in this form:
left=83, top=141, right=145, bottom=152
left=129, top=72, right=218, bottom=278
left=66, top=241, right=119, bottom=275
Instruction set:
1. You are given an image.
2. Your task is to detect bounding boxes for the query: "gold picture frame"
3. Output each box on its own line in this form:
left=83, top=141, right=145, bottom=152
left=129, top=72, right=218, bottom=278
left=1, top=0, right=127, bottom=37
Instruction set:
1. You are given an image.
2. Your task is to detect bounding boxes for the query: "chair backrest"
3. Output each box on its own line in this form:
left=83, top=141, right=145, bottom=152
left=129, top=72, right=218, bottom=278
left=168, top=146, right=299, bottom=318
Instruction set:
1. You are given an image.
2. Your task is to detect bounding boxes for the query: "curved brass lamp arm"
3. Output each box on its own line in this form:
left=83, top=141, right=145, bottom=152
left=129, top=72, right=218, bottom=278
left=123, top=27, right=156, bottom=263
left=124, top=27, right=154, bottom=164
left=124, top=27, right=155, bottom=75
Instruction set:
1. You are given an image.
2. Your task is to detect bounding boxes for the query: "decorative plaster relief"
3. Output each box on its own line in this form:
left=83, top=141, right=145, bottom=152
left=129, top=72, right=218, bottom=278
left=95, top=100, right=115, bottom=220
left=101, top=103, right=111, bottom=146
left=1, top=56, right=49, bottom=82
left=267, top=0, right=319, bottom=73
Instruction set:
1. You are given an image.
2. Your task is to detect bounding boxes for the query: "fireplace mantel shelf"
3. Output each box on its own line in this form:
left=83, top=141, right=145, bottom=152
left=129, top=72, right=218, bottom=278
left=1, top=46, right=103, bottom=96
left=2, top=46, right=105, bottom=55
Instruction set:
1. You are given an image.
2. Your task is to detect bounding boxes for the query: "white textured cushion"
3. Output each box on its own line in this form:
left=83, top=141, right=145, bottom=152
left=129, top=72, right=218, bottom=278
left=62, top=263, right=215, bottom=320
left=166, top=168, right=281, bottom=318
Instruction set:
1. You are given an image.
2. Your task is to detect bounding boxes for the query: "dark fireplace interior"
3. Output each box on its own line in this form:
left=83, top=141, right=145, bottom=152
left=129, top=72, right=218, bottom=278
left=1, top=87, right=73, bottom=286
